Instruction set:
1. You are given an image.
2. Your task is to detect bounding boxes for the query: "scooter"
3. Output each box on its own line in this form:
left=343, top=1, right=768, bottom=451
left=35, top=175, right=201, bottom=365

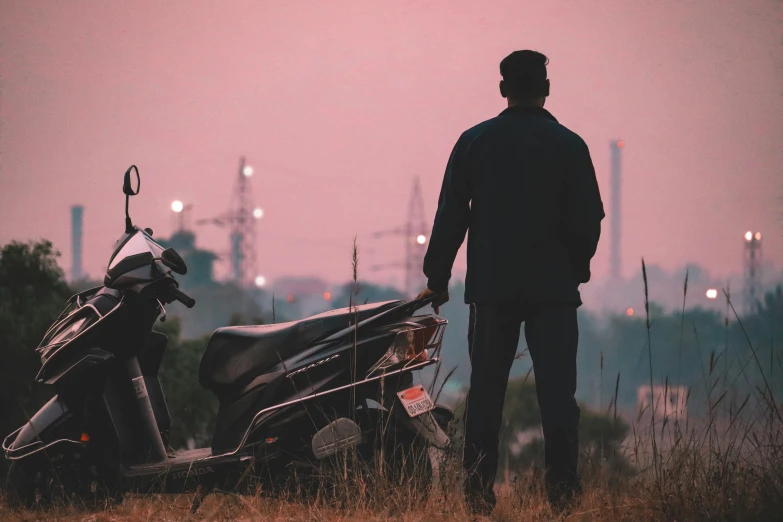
left=4, top=165, right=451, bottom=508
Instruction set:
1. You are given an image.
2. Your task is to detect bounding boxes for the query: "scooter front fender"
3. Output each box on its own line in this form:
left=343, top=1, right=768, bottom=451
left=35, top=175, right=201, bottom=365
left=3, top=395, right=84, bottom=460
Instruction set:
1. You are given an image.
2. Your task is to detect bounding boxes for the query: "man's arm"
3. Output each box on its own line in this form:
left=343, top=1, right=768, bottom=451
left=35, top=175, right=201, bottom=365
left=423, top=135, right=471, bottom=293
left=563, top=139, right=605, bottom=283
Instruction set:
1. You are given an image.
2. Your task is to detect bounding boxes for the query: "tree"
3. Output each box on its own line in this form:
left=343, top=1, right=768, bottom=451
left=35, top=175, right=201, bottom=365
left=0, top=241, right=73, bottom=450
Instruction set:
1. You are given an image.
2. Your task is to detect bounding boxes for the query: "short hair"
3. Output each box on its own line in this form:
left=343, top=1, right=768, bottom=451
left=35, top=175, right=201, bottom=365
left=500, top=50, right=549, bottom=99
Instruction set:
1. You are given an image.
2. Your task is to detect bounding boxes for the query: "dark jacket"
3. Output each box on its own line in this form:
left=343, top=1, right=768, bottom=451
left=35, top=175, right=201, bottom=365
left=423, top=106, right=604, bottom=305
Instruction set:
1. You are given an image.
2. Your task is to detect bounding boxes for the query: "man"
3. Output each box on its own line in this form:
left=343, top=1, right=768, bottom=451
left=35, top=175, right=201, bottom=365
left=418, top=50, right=604, bottom=515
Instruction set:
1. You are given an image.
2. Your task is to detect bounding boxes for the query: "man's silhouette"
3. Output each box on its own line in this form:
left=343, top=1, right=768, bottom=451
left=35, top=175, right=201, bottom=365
left=418, top=50, right=604, bottom=514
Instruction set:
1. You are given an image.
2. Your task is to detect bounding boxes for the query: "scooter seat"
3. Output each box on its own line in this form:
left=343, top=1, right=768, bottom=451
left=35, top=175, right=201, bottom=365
left=199, top=300, right=403, bottom=398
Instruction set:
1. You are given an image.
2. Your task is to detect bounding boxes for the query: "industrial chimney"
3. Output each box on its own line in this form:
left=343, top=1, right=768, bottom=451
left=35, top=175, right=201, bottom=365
left=610, top=140, right=624, bottom=279
left=71, top=205, right=84, bottom=282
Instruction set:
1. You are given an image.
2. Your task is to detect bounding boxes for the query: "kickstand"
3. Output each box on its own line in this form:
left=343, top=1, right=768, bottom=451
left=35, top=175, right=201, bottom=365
left=190, top=481, right=215, bottom=514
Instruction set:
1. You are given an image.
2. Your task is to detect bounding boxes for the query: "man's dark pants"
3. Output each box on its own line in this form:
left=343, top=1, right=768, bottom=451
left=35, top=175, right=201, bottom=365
left=463, top=302, right=581, bottom=506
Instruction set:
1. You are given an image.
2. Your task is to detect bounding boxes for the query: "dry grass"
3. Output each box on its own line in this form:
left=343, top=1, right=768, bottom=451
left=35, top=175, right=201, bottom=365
left=4, top=269, right=782, bottom=521
left=2, top=438, right=782, bottom=522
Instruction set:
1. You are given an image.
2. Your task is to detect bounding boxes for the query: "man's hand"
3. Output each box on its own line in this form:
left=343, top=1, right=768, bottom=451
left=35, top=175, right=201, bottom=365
left=415, top=287, right=450, bottom=314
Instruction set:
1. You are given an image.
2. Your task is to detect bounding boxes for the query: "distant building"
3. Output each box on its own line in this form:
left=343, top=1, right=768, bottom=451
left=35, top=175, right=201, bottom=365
left=157, top=230, right=218, bottom=287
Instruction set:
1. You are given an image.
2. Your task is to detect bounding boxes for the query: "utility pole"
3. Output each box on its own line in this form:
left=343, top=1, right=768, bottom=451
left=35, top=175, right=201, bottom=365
left=743, top=231, right=763, bottom=315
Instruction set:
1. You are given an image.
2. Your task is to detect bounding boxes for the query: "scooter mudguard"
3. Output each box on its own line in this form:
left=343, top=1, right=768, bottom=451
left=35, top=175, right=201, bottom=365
left=2, top=395, right=84, bottom=460
left=393, top=407, right=450, bottom=450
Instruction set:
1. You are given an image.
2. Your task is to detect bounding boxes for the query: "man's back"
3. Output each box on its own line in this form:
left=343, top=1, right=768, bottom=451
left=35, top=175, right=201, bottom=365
left=417, top=50, right=604, bottom=516
left=423, top=105, right=604, bottom=305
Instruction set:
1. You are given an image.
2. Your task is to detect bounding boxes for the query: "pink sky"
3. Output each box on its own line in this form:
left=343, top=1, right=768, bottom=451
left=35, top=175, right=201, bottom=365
left=1, top=0, right=781, bottom=288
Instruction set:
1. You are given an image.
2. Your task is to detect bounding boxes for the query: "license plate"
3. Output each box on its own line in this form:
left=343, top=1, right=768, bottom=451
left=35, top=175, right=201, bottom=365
left=397, top=385, right=434, bottom=418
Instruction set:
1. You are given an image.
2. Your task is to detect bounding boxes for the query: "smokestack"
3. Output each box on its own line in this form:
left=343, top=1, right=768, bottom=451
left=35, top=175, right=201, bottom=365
left=71, top=205, right=84, bottom=282
left=610, top=140, right=624, bottom=279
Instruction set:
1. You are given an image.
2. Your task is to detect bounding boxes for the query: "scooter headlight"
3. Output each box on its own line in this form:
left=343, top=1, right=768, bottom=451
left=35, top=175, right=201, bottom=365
left=38, top=307, right=100, bottom=360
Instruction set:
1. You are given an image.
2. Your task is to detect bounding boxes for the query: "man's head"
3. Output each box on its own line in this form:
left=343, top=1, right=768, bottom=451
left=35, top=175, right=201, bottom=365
left=499, top=50, right=549, bottom=108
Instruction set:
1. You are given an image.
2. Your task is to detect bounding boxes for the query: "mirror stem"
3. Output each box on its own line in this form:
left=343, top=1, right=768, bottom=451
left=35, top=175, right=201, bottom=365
left=125, top=195, right=134, bottom=233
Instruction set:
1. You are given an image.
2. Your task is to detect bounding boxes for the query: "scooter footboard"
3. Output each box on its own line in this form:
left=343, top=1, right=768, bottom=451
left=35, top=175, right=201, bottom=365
left=3, top=395, right=84, bottom=460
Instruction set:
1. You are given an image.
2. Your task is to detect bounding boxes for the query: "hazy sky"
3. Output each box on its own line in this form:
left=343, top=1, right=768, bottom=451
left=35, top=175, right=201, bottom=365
left=1, top=0, right=781, bottom=288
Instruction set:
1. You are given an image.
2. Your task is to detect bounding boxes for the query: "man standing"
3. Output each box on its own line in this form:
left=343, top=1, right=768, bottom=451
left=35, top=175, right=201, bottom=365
left=417, top=50, right=604, bottom=515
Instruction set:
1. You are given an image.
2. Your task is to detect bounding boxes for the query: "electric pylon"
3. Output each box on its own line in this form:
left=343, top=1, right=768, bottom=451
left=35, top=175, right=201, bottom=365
left=196, top=157, right=262, bottom=287
left=370, top=177, right=429, bottom=297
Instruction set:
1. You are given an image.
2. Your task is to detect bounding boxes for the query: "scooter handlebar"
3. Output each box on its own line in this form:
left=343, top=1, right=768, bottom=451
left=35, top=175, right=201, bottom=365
left=170, top=287, right=196, bottom=308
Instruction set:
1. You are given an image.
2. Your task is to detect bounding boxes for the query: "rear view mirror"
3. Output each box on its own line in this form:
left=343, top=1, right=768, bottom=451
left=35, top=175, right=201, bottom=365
left=123, top=165, right=140, bottom=232
left=123, top=165, right=140, bottom=196
left=161, top=248, right=187, bottom=275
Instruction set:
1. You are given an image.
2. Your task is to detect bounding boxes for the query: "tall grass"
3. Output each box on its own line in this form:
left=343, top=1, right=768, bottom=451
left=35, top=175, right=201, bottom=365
left=4, top=271, right=783, bottom=521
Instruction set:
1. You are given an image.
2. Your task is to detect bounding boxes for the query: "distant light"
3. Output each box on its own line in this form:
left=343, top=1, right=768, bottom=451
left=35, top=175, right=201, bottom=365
left=323, top=291, right=332, bottom=301
left=744, top=231, right=753, bottom=242
left=286, top=293, right=295, bottom=303
left=171, top=200, right=184, bottom=213
left=626, top=307, right=634, bottom=317
left=253, top=207, right=264, bottom=219
left=706, top=289, right=718, bottom=300
left=416, top=234, right=427, bottom=245
left=755, top=232, right=761, bottom=241
left=617, top=140, right=625, bottom=149
left=254, top=275, right=266, bottom=288
left=243, top=165, right=254, bottom=177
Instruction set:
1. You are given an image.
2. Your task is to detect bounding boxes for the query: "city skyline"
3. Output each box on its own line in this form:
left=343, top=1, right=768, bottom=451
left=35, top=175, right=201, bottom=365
left=1, top=0, right=781, bottom=287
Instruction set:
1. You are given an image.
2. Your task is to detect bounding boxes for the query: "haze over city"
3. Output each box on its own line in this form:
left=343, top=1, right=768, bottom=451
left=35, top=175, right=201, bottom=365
left=1, top=0, right=781, bottom=288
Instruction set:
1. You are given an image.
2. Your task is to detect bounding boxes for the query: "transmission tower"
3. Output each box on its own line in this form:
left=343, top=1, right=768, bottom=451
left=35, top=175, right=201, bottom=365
left=370, top=177, right=429, bottom=297
left=404, top=177, right=428, bottom=296
left=196, top=157, right=263, bottom=287
left=743, top=230, right=763, bottom=315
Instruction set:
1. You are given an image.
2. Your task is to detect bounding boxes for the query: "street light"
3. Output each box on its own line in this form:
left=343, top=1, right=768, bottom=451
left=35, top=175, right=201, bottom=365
left=253, top=207, right=264, bottom=219
left=171, top=200, right=184, bottom=213
left=254, top=275, right=266, bottom=288
left=755, top=232, right=762, bottom=241
left=416, top=234, right=427, bottom=245
left=243, top=165, right=254, bottom=177
left=745, top=231, right=753, bottom=242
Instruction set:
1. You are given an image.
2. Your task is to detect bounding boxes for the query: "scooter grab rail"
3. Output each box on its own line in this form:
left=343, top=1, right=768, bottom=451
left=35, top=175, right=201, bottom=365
left=320, top=294, right=442, bottom=344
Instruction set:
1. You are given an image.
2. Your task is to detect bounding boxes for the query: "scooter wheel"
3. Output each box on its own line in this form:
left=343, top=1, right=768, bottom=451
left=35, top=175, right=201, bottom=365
left=5, top=461, right=38, bottom=509
left=4, top=454, right=124, bottom=510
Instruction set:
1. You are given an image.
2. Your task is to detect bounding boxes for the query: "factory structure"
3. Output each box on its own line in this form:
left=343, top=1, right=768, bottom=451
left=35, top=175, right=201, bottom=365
left=66, top=149, right=772, bottom=319
left=610, top=139, right=624, bottom=280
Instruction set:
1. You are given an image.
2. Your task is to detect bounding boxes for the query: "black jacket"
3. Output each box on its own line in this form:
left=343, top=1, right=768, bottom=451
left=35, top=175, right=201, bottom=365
left=423, top=106, right=604, bottom=305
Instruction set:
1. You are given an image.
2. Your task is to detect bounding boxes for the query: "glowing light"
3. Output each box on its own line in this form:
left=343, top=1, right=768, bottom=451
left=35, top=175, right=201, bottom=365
left=323, top=291, right=332, bottom=301
left=706, top=289, right=718, bottom=300
left=80, top=432, right=90, bottom=442
left=171, top=200, right=184, bottom=213
left=745, top=231, right=753, bottom=241
left=626, top=308, right=634, bottom=317
left=242, top=165, right=254, bottom=177
left=755, top=232, right=762, bottom=241
left=254, top=276, right=266, bottom=288
left=253, top=207, right=264, bottom=219
left=617, top=140, right=625, bottom=149
left=286, top=294, right=295, bottom=303
left=416, top=234, right=427, bottom=245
